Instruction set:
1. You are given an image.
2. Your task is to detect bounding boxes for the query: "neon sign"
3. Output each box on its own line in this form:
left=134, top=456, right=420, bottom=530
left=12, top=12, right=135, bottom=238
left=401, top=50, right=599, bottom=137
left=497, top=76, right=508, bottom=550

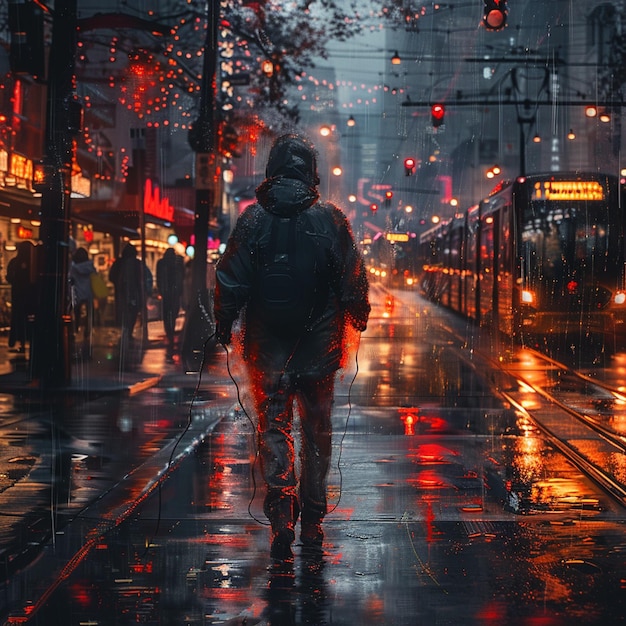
left=144, top=179, right=174, bottom=222
left=0, top=151, right=33, bottom=190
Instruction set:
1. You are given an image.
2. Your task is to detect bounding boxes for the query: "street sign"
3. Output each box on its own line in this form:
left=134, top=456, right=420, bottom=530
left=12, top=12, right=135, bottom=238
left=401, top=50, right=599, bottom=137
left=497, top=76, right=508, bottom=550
left=386, top=232, right=410, bottom=242
left=227, top=73, right=251, bottom=86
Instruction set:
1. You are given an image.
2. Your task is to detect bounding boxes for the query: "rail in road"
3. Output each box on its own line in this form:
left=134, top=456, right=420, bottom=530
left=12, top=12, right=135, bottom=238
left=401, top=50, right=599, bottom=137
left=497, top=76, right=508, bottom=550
left=386, top=285, right=626, bottom=510
left=490, top=347, right=626, bottom=507
left=448, top=319, right=626, bottom=508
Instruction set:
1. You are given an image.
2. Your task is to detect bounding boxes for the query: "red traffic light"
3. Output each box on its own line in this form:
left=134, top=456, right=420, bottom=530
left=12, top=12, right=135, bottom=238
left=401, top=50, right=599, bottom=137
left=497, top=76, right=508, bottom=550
left=404, top=157, right=416, bottom=176
left=370, top=203, right=379, bottom=213
left=431, top=103, right=445, bottom=127
left=385, top=190, right=393, bottom=199
left=483, top=0, right=507, bottom=31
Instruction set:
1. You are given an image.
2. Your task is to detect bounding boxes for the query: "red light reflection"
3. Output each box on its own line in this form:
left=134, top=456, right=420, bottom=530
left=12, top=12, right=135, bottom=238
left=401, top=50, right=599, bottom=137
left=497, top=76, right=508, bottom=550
left=398, top=408, right=448, bottom=435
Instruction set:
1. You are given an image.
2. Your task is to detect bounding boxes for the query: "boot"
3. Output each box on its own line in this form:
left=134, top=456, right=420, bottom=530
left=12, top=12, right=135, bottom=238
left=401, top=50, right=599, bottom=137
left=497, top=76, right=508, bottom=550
left=270, top=526, right=295, bottom=565
left=300, top=520, right=323, bottom=554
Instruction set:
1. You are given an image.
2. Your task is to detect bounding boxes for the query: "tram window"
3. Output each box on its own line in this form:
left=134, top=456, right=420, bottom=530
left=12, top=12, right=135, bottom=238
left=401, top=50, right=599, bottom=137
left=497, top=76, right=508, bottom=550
left=522, top=201, right=615, bottom=279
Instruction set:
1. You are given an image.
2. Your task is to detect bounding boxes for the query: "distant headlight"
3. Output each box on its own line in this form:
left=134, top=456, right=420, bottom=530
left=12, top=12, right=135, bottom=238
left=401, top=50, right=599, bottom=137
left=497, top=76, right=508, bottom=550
left=521, top=290, right=534, bottom=304
left=614, top=292, right=626, bottom=305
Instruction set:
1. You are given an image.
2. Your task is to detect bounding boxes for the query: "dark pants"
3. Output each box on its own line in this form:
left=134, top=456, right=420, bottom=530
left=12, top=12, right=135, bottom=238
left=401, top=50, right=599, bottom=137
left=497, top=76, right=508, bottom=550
left=161, top=299, right=179, bottom=351
left=74, top=298, right=92, bottom=341
left=117, top=303, right=140, bottom=339
left=250, top=368, right=335, bottom=533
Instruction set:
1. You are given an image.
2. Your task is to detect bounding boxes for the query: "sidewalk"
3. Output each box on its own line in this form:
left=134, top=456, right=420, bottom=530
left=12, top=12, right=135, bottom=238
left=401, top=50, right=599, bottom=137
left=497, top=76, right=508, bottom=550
left=0, top=318, right=193, bottom=395
left=0, top=314, right=225, bottom=604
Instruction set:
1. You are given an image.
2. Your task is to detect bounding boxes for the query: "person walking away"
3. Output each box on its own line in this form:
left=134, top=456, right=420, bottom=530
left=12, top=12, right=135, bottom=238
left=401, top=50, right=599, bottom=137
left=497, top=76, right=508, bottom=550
left=109, top=243, right=152, bottom=350
left=156, top=247, right=185, bottom=360
left=213, top=134, right=370, bottom=571
left=69, top=247, right=97, bottom=357
left=6, top=241, right=36, bottom=355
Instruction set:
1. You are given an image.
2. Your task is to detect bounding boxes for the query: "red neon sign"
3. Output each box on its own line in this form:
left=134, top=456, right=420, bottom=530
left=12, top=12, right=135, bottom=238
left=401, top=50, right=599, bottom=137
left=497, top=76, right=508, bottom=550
left=144, top=179, right=174, bottom=222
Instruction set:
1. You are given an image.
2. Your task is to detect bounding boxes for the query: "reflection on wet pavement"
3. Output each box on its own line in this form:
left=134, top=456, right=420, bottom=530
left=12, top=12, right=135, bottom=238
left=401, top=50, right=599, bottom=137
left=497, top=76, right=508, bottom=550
left=1, top=288, right=625, bottom=625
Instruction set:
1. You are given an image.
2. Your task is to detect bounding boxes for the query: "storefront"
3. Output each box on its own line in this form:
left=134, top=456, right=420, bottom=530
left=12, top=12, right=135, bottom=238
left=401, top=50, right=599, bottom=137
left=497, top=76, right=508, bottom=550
left=0, top=152, right=194, bottom=331
left=0, top=150, right=42, bottom=330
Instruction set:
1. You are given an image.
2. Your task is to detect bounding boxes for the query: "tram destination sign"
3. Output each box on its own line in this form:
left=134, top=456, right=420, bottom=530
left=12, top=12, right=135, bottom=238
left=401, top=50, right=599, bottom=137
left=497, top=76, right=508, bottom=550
left=532, top=180, right=605, bottom=202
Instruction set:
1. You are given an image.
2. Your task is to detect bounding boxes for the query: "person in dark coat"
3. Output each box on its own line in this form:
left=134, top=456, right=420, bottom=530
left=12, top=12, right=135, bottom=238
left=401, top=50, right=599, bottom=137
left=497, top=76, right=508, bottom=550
left=156, top=247, right=185, bottom=359
left=109, top=243, right=152, bottom=345
left=69, top=247, right=97, bottom=351
left=213, top=134, right=370, bottom=568
left=6, top=240, right=36, bottom=354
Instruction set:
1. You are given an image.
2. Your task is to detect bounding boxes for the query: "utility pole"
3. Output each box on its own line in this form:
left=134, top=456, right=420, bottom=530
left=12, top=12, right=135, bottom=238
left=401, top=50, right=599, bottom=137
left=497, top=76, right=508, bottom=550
left=180, top=2, right=218, bottom=372
left=130, top=128, right=149, bottom=354
left=31, top=0, right=78, bottom=386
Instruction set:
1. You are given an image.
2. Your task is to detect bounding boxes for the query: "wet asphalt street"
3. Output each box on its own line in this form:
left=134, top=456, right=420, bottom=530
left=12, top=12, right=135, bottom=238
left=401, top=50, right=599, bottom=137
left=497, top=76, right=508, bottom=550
left=1, top=285, right=626, bottom=625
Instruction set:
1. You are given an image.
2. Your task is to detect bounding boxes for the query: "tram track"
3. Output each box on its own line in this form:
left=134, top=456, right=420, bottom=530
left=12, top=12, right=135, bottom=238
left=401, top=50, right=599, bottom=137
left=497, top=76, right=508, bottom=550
left=512, top=347, right=626, bottom=447
left=468, top=343, right=626, bottom=508
left=387, top=284, right=626, bottom=509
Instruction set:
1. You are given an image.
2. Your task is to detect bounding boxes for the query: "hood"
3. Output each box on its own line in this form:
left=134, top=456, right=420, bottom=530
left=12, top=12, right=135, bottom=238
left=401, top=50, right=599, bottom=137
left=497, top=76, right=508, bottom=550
left=121, top=243, right=137, bottom=259
left=265, top=134, right=320, bottom=186
left=256, top=134, right=320, bottom=216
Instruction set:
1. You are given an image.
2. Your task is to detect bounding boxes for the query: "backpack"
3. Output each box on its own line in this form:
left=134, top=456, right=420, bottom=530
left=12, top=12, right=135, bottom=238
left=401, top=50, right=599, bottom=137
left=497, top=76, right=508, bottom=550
left=90, top=271, right=109, bottom=299
left=252, top=214, right=328, bottom=333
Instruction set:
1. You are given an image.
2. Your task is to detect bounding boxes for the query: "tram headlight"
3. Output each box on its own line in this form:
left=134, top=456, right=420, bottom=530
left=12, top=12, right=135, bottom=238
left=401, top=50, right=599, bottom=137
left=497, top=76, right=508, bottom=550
left=521, top=290, right=535, bottom=304
left=615, top=291, right=626, bottom=305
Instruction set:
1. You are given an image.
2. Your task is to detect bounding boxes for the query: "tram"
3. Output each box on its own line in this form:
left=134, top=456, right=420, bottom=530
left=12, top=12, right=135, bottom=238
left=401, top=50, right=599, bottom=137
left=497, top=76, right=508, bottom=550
left=418, top=172, right=626, bottom=346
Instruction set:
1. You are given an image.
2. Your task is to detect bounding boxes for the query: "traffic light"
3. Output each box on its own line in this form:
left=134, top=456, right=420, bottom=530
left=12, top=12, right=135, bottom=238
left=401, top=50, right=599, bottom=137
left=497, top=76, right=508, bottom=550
left=431, top=103, right=445, bottom=128
left=370, top=202, right=379, bottom=213
left=482, top=0, right=507, bottom=31
left=404, top=157, right=416, bottom=176
left=384, top=190, right=393, bottom=208
left=220, top=123, right=241, bottom=158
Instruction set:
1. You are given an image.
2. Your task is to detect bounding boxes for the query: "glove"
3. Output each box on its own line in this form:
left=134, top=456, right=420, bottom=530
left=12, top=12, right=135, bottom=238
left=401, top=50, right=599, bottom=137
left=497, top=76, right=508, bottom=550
left=215, top=320, right=233, bottom=346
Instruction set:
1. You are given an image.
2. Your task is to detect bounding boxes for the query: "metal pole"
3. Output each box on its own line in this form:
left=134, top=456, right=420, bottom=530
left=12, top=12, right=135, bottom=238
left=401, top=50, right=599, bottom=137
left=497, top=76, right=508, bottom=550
left=519, top=120, right=526, bottom=177
left=31, top=0, right=77, bottom=386
left=131, top=128, right=148, bottom=352
left=180, top=1, right=218, bottom=372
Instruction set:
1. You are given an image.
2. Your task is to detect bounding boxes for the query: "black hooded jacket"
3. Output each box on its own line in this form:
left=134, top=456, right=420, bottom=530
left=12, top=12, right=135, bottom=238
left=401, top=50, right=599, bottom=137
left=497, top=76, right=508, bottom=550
left=214, top=134, right=370, bottom=378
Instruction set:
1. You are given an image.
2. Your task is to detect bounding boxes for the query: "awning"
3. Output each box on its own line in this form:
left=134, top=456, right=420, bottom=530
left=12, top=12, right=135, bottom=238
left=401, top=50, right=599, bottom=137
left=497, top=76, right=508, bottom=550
left=72, top=201, right=140, bottom=238
left=0, top=188, right=41, bottom=221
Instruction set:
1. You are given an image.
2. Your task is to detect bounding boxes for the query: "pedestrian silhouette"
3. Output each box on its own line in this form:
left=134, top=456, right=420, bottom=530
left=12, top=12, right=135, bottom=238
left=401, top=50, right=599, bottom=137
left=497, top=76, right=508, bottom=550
left=109, top=243, right=152, bottom=351
left=156, top=247, right=185, bottom=360
left=6, top=241, right=36, bottom=355
left=69, top=247, right=97, bottom=356
left=214, top=133, right=370, bottom=570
